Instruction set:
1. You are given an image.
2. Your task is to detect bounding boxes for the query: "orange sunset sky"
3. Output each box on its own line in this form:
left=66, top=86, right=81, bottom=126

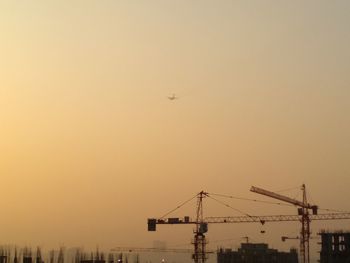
left=1, top=1, right=350, bottom=262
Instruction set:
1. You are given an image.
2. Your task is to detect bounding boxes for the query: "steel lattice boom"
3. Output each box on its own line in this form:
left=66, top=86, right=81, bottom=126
left=149, top=212, right=350, bottom=225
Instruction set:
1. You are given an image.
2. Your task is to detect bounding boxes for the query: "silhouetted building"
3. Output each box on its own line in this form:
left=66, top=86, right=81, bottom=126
left=319, top=231, right=350, bottom=263
left=217, top=243, right=298, bottom=263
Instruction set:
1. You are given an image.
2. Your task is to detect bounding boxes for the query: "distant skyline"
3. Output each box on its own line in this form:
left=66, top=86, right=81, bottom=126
left=1, top=1, right=350, bottom=263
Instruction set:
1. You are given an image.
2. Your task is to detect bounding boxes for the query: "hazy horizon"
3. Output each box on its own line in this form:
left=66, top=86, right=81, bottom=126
left=1, top=1, right=350, bottom=262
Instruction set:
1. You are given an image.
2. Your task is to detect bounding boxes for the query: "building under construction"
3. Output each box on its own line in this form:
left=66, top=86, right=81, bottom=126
left=319, top=231, right=350, bottom=263
left=217, top=243, right=298, bottom=263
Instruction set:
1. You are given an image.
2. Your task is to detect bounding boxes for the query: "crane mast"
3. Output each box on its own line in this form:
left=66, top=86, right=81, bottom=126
left=193, top=191, right=208, bottom=263
left=250, top=184, right=317, bottom=263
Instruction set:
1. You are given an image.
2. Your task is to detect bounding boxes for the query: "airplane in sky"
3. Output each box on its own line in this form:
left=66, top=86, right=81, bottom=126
left=167, top=94, right=178, bottom=100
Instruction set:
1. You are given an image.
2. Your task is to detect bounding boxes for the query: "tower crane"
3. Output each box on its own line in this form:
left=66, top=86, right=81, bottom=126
left=148, top=191, right=209, bottom=263
left=250, top=184, right=316, bottom=263
left=148, top=190, right=350, bottom=263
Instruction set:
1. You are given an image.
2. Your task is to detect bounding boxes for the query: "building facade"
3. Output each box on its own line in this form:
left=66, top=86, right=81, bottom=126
left=217, top=243, right=298, bottom=263
left=319, top=231, right=350, bottom=263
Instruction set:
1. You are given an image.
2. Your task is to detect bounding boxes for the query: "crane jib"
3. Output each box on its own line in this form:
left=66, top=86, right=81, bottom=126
left=148, top=213, right=350, bottom=230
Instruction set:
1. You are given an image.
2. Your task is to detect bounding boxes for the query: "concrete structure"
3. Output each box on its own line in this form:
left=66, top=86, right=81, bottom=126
left=217, top=243, right=298, bottom=263
left=319, top=231, right=350, bottom=263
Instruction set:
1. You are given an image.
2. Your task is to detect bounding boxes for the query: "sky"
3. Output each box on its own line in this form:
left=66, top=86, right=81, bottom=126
left=1, top=1, right=350, bottom=262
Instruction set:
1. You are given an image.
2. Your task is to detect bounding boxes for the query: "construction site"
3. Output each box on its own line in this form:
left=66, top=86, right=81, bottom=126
left=2, top=232, right=350, bottom=263
left=147, top=185, right=350, bottom=263
left=1, top=185, right=349, bottom=263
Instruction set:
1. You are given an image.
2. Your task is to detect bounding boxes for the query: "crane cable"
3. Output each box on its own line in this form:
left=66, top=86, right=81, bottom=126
left=159, top=193, right=198, bottom=219
left=209, top=192, right=295, bottom=207
left=159, top=192, right=350, bottom=220
left=207, top=194, right=252, bottom=218
left=209, top=192, right=350, bottom=214
left=318, top=207, right=350, bottom=213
